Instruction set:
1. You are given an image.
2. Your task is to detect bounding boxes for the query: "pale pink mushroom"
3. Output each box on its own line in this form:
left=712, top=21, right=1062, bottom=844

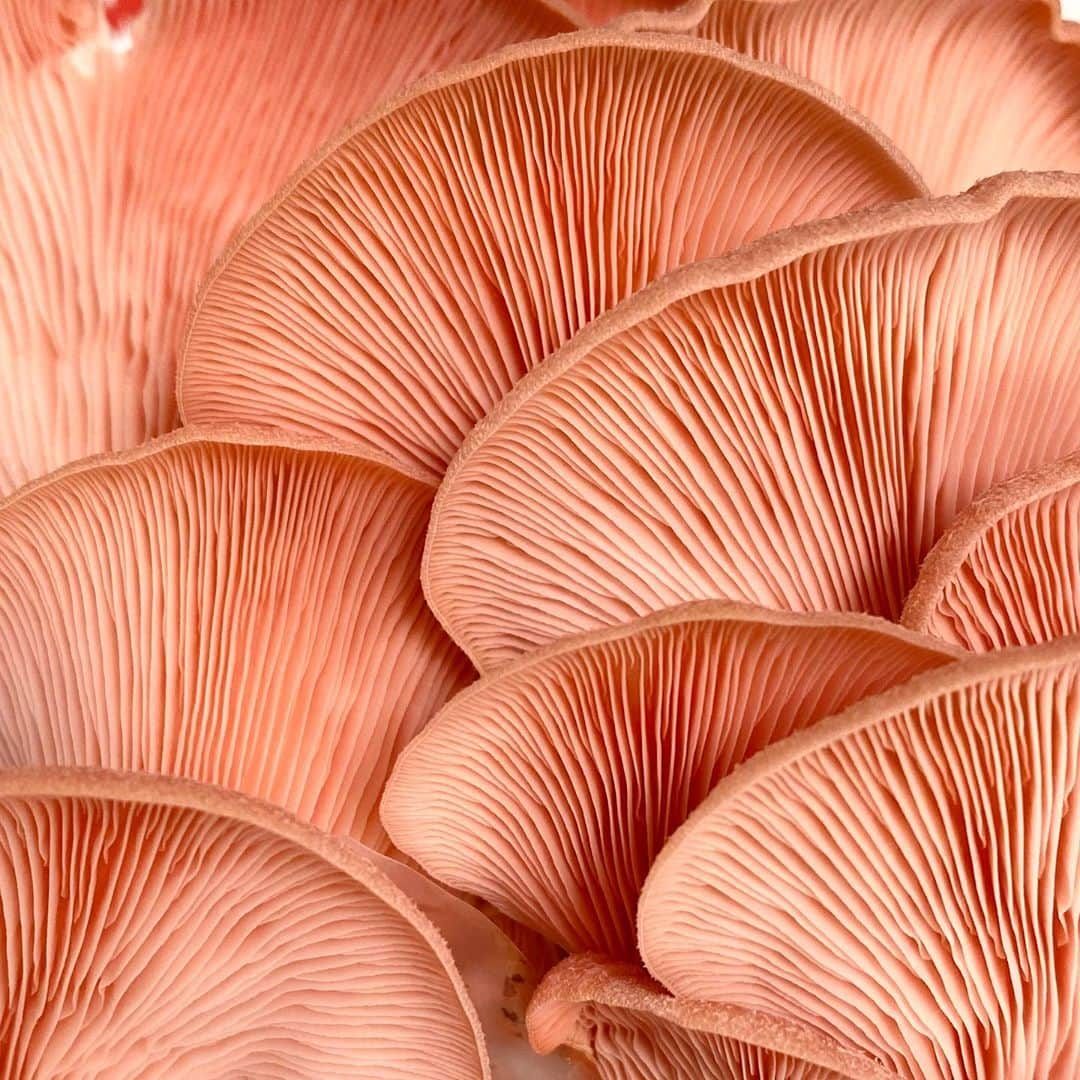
left=179, top=30, right=924, bottom=476
left=620, top=0, right=1080, bottom=193
left=0, top=767, right=489, bottom=1078
left=903, top=448, right=1080, bottom=650
left=0, top=0, right=573, bottom=494
left=528, top=955, right=897, bottom=1079
left=381, top=602, right=957, bottom=957
left=639, top=638, right=1080, bottom=1080
left=565, top=1, right=684, bottom=25
left=0, top=426, right=472, bottom=850
left=425, top=172, right=1080, bottom=671
left=368, top=855, right=585, bottom=1079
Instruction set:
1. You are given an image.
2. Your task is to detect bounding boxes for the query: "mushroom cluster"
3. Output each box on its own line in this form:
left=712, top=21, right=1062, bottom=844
left=3, top=1, right=1080, bottom=1077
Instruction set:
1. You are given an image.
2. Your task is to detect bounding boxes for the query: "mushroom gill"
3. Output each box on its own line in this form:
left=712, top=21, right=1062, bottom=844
left=903, top=448, right=1080, bottom=650
left=639, top=637, right=1080, bottom=1080
left=0, top=0, right=573, bottom=494
left=0, top=767, right=488, bottom=1079
left=0, top=426, right=471, bottom=851
left=528, top=955, right=896, bottom=1080
left=381, top=602, right=956, bottom=958
left=179, top=30, right=924, bottom=476
left=425, top=172, right=1080, bottom=671
left=621, top=0, right=1080, bottom=193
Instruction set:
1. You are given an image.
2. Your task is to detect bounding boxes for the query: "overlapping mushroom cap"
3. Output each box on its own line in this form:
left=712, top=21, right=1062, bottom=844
left=0, top=426, right=471, bottom=850
left=639, top=637, right=1080, bottom=1080
left=179, top=30, right=923, bottom=476
left=382, top=602, right=956, bottom=958
left=0, top=768, right=489, bottom=1078
left=0, top=0, right=573, bottom=494
left=903, top=448, right=1080, bottom=650
left=426, top=172, right=1080, bottom=670
left=528, top=955, right=896, bottom=1079
left=621, top=0, right=1080, bottom=193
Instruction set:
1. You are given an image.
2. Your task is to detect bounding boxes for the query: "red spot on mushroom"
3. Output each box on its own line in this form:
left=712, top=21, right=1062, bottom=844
left=103, top=0, right=142, bottom=33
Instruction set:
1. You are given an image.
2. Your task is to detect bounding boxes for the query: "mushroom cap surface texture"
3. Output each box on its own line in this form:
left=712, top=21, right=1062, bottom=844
left=382, top=601, right=956, bottom=957
left=0, top=767, right=488, bottom=1079
left=0, top=426, right=471, bottom=851
left=639, top=636, right=1080, bottom=1080
left=426, top=172, right=1080, bottom=671
left=0, top=0, right=572, bottom=494
left=527, top=955, right=897, bottom=1079
left=903, top=448, right=1080, bottom=650
left=620, top=0, right=1080, bottom=193
left=179, top=30, right=923, bottom=477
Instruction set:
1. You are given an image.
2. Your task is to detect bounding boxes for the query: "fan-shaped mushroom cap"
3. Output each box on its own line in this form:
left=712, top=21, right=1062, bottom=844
left=179, top=30, right=924, bottom=477
left=426, top=172, right=1080, bottom=671
left=0, top=0, right=573, bottom=495
left=619, top=0, right=1080, bottom=194
left=639, top=636, right=1080, bottom=1080
left=528, top=955, right=896, bottom=1079
left=903, top=448, right=1080, bottom=651
left=0, top=767, right=488, bottom=1078
left=0, top=426, right=471, bottom=850
left=382, top=602, right=957, bottom=957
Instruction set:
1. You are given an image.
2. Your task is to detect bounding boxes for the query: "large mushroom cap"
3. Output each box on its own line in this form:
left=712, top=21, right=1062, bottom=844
left=620, top=0, right=1080, bottom=193
left=903, top=448, right=1080, bottom=650
left=426, top=172, right=1080, bottom=670
left=0, top=425, right=471, bottom=850
left=0, top=767, right=488, bottom=1078
left=639, top=636, right=1080, bottom=1080
left=179, top=30, right=923, bottom=477
left=528, top=955, right=896, bottom=1079
left=0, top=0, right=573, bottom=494
left=382, top=602, right=956, bottom=957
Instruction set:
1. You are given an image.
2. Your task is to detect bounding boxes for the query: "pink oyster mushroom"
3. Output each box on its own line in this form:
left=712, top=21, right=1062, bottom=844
left=639, top=637, right=1080, bottom=1079
left=0, top=0, right=573, bottom=494
left=425, top=172, right=1080, bottom=670
left=178, top=30, right=923, bottom=477
left=903, top=446, right=1080, bottom=650
left=620, top=0, right=1080, bottom=193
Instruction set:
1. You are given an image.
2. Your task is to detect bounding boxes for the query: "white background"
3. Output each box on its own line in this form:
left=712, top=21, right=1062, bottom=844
left=1064, top=0, right=1080, bottom=20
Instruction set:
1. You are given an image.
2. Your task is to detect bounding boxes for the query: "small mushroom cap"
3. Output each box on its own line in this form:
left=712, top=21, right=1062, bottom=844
left=381, top=601, right=957, bottom=957
left=639, top=636, right=1080, bottom=1080
left=179, top=30, right=923, bottom=476
left=426, top=172, right=1080, bottom=670
left=0, top=426, right=471, bottom=850
left=528, top=955, right=897, bottom=1079
left=0, top=767, right=489, bottom=1078
left=902, top=448, right=1080, bottom=650
left=0, top=0, right=572, bottom=493
left=620, top=0, right=1080, bottom=193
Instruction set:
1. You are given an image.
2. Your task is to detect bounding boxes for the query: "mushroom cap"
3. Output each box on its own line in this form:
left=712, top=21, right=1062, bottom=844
left=528, top=955, right=896, bottom=1079
left=425, top=172, right=1080, bottom=671
left=618, top=0, right=1080, bottom=193
left=0, top=425, right=471, bottom=850
left=381, top=601, right=957, bottom=957
left=639, top=636, right=1080, bottom=1080
left=0, top=0, right=572, bottom=494
left=0, top=767, right=488, bottom=1079
left=179, top=30, right=924, bottom=476
left=903, top=448, right=1080, bottom=650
